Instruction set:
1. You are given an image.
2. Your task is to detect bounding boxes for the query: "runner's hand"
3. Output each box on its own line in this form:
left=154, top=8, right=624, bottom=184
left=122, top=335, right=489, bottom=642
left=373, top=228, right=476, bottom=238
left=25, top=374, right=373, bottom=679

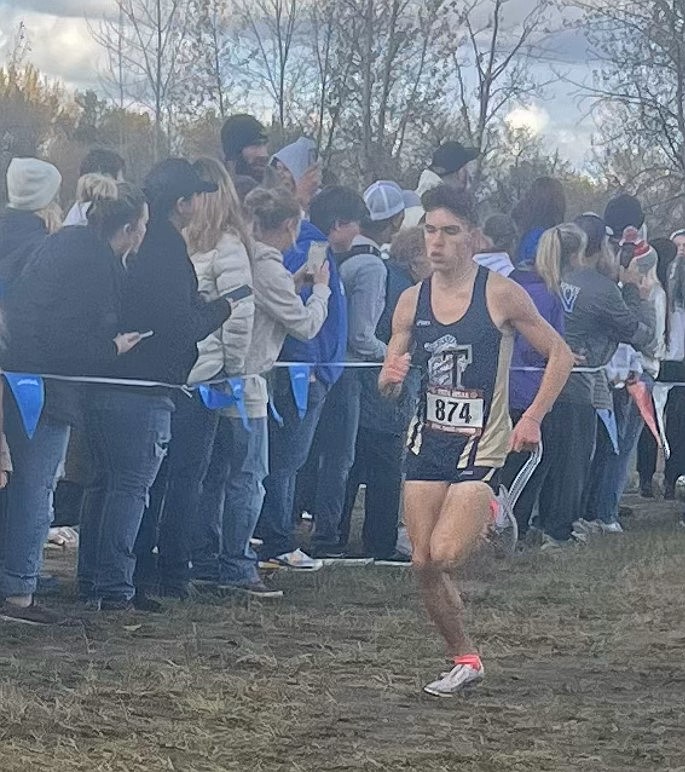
left=508, top=414, right=541, bottom=453
left=379, top=353, right=411, bottom=398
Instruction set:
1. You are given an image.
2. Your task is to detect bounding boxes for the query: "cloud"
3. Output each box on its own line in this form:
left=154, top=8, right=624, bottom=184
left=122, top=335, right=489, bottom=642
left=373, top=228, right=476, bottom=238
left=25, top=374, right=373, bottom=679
left=0, top=0, right=112, bottom=19
left=506, top=104, right=550, bottom=135
left=0, top=0, right=599, bottom=166
left=0, top=7, right=105, bottom=90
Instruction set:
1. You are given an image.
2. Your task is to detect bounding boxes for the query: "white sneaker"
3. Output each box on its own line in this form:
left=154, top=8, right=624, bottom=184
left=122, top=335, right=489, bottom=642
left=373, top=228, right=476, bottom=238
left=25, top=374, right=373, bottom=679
left=423, top=655, right=484, bottom=697
left=599, top=521, right=624, bottom=534
left=46, top=527, right=79, bottom=549
left=265, top=549, right=323, bottom=572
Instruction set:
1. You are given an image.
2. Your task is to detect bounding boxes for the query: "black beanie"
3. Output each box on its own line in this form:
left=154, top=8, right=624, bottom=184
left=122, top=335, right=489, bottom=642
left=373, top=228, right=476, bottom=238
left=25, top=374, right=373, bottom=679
left=603, top=194, right=644, bottom=239
left=221, top=114, right=268, bottom=161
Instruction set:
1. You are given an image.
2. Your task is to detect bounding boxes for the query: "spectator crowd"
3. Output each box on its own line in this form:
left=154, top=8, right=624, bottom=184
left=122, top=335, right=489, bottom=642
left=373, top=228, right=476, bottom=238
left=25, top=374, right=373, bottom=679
left=0, top=114, right=684, bottom=625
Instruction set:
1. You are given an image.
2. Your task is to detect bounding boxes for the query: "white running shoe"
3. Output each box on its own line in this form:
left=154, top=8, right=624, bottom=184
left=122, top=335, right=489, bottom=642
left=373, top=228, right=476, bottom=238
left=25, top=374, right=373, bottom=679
left=599, top=521, right=624, bottom=534
left=264, top=549, right=323, bottom=572
left=423, top=655, right=484, bottom=696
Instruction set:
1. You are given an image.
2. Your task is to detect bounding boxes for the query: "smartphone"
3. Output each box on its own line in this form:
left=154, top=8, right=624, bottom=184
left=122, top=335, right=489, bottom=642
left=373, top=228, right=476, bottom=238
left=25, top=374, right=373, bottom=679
left=305, top=243, right=327, bottom=277
left=139, top=330, right=154, bottom=339
left=619, top=242, right=636, bottom=269
left=224, top=284, right=253, bottom=303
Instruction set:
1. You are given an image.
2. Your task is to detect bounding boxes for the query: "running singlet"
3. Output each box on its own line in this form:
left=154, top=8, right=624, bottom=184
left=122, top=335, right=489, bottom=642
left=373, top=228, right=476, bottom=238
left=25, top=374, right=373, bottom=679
left=405, top=266, right=513, bottom=483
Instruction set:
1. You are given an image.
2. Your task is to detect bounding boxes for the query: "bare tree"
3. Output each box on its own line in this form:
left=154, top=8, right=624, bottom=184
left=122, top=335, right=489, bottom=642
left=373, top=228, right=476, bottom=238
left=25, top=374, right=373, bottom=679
left=90, top=0, right=192, bottom=159
left=441, top=0, right=553, bottom=188
left=312, top=0, right=449, bottom=183
left=232, top=0, right=305, bottom=127
left=570, top=0, right=685, bottom=226
left=190, top=0, right=249, bottom=119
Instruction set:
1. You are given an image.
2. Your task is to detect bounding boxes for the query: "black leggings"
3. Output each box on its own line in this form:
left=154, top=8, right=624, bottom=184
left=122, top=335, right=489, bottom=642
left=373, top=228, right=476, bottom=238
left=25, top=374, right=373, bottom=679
left=538, top=402, right=597, bottom=541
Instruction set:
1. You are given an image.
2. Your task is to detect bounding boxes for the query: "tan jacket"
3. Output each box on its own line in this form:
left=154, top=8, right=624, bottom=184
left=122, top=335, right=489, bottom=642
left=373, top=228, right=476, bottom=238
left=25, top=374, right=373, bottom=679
left=0, top=433, right=11, bottom=474
left=188, top=231, right=255, bottom=384
left=225, top=240, right=331, bottom=418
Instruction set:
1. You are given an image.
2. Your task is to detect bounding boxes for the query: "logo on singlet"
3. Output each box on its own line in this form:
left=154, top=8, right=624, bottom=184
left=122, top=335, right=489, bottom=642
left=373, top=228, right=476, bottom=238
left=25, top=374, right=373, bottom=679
left=415, top=319, right=431, bottom=327
left=425, top=335, right=473, bottom=389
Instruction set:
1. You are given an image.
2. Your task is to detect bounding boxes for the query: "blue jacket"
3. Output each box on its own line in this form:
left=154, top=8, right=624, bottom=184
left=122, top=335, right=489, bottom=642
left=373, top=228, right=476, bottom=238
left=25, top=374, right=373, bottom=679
left=279, top=220, right=348, bottom=387
left=516, top=227, right=545, bottom=267
left=509, top=268, right=565, bottom=410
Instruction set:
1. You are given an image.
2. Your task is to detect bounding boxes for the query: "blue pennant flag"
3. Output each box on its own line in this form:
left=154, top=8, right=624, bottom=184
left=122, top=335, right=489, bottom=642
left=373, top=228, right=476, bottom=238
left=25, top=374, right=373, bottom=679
left=268, top=397, right=284, bottom=427
left=197, top=378, right=250, bottom=431
left=288, top=365, right=311, bottom=420
left=227, top=377, right=250, bottom=431
left=596, top=408, right=619, bottom=455
left=4, top=372, right=45, bottom=439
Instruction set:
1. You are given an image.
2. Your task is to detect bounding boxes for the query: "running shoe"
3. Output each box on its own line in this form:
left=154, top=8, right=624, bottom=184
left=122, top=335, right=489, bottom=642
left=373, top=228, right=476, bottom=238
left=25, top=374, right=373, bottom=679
left=490, top=490, right=518, bottom=555
left=260, top=549, right=323, bottom=572
left=423, top=654, right=484, bottom=696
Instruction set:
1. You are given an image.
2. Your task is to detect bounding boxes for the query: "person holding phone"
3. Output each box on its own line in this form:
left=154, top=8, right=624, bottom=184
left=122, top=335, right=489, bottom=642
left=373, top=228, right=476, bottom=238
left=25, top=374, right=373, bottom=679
left=136, top=157, right=256, bottom=600
left=1, top=182, right=151, bottom=624
left=581, top=232, right=665, bottom=534
left=77, top=160, right=232, bottom=612
left=537, top=213, right=656, bottom=548
left=269, top=137, right=321, bottom=213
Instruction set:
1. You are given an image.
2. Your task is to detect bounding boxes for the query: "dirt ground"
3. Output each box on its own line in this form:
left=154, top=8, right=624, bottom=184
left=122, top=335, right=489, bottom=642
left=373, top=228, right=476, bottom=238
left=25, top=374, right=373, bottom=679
left=0, top=495, right=684, bottom=771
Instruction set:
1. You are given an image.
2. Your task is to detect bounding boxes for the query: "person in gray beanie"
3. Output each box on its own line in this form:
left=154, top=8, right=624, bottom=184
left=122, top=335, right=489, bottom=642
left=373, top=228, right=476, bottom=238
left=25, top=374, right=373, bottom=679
left=0, top=157, right=62, bottom=298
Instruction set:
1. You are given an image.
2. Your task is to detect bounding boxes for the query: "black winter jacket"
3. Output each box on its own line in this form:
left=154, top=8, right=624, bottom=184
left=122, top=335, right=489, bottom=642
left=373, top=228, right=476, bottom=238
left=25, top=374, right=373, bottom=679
left=115, top=217, right=231, bottom=385
left=0, top=208, right=49, bottom=299
left=2, top=226, right=127, bottom=423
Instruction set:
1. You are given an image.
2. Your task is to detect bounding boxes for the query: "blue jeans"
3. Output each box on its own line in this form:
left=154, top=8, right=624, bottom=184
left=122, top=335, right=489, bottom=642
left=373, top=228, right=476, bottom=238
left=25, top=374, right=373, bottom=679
left=586, top=383, right=648, bottom=524
left=78, top=389, right=173, bottom=602
left=258, top=374, right=328, bottom=558
left=191, top=416, right=268, bottom=585
left=310, top=369, right=361, bottom=548
left=134, top=392, right=218, bottom=594
left=1, top=393, right=70, bottom=597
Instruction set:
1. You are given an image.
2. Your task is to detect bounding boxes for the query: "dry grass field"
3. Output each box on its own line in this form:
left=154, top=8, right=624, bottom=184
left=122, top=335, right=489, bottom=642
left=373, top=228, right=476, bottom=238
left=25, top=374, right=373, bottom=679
left=0, top=495, right=684, bottom=771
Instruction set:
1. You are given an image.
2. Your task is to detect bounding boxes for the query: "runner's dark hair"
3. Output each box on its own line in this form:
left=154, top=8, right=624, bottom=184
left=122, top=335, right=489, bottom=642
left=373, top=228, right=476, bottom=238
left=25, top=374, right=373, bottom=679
left=421, top=184, right=479, bottom=227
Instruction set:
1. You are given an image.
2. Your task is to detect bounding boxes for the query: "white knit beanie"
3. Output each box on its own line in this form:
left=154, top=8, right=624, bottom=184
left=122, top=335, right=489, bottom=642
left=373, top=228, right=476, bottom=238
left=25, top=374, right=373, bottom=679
left=7, top=158, right=62, bottom=212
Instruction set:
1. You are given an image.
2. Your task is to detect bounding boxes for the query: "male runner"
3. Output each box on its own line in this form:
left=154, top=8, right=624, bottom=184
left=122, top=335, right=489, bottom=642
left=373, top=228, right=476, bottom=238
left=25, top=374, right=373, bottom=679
left=379, top=185, right=573, bottom=696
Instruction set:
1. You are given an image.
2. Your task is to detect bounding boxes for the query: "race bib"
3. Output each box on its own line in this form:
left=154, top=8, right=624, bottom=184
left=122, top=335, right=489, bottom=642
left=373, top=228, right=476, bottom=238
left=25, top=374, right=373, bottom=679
left=426, top=387, right=484, bottom=436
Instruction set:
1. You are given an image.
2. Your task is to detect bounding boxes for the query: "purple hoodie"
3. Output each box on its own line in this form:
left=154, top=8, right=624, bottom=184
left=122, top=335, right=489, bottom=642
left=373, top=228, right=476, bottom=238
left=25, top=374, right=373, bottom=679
left=509, top=268, right=565, bottom=411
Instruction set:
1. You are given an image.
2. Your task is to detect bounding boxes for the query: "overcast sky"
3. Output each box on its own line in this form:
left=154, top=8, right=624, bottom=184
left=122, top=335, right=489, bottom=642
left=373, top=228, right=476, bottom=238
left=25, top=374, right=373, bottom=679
left=0, top=0, right=597, bottom=166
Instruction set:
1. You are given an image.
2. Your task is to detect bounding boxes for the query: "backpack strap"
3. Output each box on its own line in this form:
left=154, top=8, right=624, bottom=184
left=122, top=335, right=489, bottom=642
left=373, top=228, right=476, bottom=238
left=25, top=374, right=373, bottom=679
left=336, top=243, right=383, bottom=266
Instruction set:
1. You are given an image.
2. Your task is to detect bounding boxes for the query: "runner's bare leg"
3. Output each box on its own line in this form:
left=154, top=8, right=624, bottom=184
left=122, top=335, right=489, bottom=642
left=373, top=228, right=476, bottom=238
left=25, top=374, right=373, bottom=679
left=406, top=481, right=492, bottom=658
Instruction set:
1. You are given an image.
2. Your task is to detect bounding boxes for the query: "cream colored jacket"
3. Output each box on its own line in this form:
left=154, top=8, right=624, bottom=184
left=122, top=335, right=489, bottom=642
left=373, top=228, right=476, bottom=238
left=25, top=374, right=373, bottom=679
left=188, top=231, right=255, bottom=384
left=227, top=240, right=331, bottom=418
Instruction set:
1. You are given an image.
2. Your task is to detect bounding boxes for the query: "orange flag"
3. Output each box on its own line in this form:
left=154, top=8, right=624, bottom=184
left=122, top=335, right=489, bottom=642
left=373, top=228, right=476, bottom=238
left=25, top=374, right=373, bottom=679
left=627, top=380, right=661, bottom=447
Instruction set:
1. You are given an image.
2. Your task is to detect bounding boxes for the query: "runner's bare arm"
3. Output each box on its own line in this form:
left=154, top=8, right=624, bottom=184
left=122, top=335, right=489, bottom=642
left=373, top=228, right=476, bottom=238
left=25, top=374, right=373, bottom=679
left=493, top=276, right=573, bottom=420
left=378, top=285, right=420, bottom=398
